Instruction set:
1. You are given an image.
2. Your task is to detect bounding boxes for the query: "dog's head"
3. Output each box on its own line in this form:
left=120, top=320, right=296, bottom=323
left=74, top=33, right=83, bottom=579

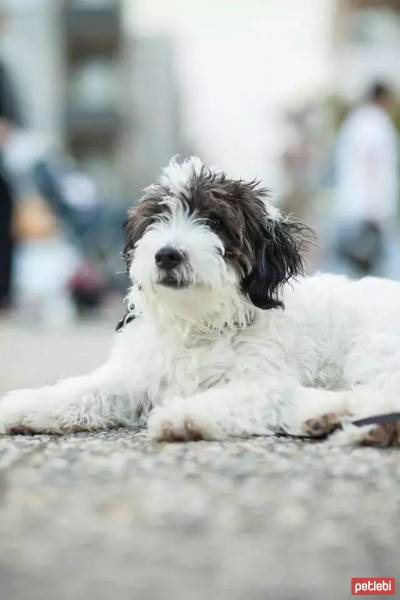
left=123, top=157, right=312, bottom=327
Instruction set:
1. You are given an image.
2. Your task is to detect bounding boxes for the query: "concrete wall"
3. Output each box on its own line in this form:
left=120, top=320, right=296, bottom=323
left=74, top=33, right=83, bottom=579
left=121, top=35, right=182, bottom=197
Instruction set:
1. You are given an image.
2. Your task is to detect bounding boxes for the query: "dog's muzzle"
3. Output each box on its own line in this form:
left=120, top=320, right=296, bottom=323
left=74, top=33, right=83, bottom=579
left=155, top=246, right=188, bottom=288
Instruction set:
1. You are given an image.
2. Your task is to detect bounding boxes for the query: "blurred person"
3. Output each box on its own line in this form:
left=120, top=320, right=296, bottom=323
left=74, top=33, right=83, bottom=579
left=331, top=82, right=399, bottom=278
left=0, top=152, right=13, bottom=310
left=0, top=56, right=23, bottom=310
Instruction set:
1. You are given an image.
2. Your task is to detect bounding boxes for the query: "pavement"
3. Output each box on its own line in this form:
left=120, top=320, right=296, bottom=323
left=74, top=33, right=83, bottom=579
left=0, top=318, right=399, bottom=600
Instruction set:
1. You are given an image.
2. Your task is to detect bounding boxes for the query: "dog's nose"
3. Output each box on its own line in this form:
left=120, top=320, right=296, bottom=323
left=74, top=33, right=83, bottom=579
left=155, top=246, right=184, bottom=271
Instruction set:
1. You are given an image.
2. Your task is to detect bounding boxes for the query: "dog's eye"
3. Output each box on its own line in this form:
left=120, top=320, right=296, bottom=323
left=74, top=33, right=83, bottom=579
left=209, top=216, right=223, bottom=231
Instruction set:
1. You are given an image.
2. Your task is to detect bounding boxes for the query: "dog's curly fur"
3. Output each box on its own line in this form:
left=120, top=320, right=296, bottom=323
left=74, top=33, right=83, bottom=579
left=1, top=156, right=399, bottom=445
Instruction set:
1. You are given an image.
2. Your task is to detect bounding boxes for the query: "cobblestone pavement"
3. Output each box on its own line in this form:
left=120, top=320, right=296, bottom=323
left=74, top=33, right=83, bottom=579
left=0, top=320, right=399, bottom=600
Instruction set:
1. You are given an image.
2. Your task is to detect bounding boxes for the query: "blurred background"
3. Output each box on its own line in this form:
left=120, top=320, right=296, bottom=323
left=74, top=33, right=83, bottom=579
left=0, top=0, right=399, bottom=390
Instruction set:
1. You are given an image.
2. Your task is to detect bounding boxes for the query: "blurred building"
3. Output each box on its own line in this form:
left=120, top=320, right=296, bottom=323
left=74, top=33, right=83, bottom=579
left=62, top=0, right=124, bottom=197
left=0, top=0, right=399, bottom=201
left=121, top=33, right=183, bottom=195
left=0, top=0, right=182, bottom=200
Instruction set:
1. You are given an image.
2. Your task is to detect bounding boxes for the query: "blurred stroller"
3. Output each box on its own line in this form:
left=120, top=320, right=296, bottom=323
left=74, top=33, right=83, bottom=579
left=2, top=130, right=127, bottom=321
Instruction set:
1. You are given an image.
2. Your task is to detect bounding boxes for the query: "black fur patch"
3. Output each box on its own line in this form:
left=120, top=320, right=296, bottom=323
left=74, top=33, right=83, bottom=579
left=116, top=313, right=135, bottom=332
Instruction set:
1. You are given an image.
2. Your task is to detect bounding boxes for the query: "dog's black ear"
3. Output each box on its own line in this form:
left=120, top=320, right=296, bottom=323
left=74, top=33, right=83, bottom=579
left=242, top=218, right=313, bottom=310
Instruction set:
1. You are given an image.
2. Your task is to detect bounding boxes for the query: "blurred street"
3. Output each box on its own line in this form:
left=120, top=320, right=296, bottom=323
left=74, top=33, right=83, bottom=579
left=0, top=318, right=112, bottom=395
left=0, top=322, right=399, bottom=600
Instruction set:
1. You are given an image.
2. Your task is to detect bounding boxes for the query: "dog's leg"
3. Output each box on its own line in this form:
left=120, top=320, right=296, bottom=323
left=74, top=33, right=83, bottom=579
left=0, top=319, right=156, bottom=435
left=0, top=362, right=142, bottom=435
left=147, top=378, right=307, bottom=441
left=147, top=383, right=267, bottom=442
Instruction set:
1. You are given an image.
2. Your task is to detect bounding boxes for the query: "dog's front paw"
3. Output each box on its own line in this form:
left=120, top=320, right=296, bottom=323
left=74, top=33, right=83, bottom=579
left=302, top=411, right=350, bottom=439
left=0, top=388, right=53, bottom=434
left=149, top=413, right=203, bottom=442
left=147, top=402, right=222, bottom=443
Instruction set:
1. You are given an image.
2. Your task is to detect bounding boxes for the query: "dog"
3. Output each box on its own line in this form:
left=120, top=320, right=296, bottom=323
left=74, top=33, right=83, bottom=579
left=1, top=156, right=400, bottom=446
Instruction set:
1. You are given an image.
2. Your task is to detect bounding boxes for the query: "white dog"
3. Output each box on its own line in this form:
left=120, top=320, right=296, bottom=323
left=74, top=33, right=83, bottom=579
left=1, top=157, right=400, bottom=446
